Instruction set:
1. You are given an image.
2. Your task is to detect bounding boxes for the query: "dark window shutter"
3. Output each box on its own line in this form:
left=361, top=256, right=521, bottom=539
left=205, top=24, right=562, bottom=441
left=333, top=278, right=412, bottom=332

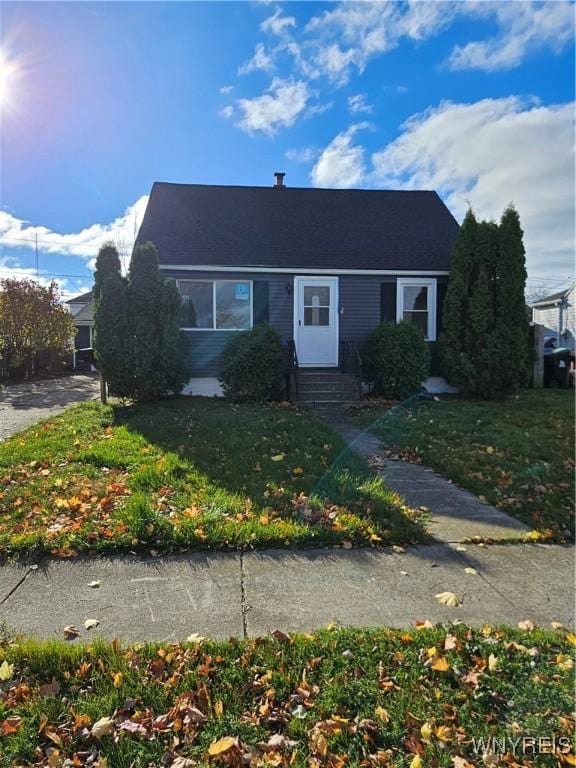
left=253, top=281, right=269, bottom=325
left=436, top=281, right=447, bottom=337
left=380, top=282, right=396, bottom=323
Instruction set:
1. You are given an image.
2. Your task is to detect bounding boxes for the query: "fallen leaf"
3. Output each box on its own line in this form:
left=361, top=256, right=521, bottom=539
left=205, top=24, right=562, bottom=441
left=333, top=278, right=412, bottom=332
left=551, top=621, right=564, bottom=630
left=435, top=592, right=461, bottom=608
left=488, top=654, right=498, bottom=671
left=63, top=625, right=80, bottom=640
left=208, top=736, right=238, bottom=757
left=410, top=755, right=423, bottom=768
left=172, top=759, right=197, bottom=768
left=444, top=634, right=458, bottom=651
left=1, top=716, right=22, bottom=735
left=271, top=454, right=285, bottom=462
left=84, top=618, right=100, bottom=630
left=485, top=446, right=494, bottom=454
left=38, top=677, right=61, bottom=697
left=420, top=722, right=433, bottom=742
left=375, top=706, right=390, bottom=723
left=0, top=660, right=14, bottom=681
left=88, top=580, right=101, bottom=588
left=91, top=717, right=114, bottom=739
left=518, top=619, right=535, bottom=631
left=435, top=725, right=453, bottom=742
left=556, top=654, right=574, bottom=671
left=113, top=671, right=123, bottom=688
left=186, top=632, right=205, bottom=644
left=566, top=632, right=576, bottom=646
left=431, top=656, right=451, bottom=672
left=464, top=567, right=477, bottom=575
left=214, top=699, right=224, bottom=717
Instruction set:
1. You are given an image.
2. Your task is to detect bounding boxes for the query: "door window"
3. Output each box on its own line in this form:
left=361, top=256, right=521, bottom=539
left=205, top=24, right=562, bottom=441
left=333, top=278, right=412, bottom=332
left=303, top=286, right=330, bottom=326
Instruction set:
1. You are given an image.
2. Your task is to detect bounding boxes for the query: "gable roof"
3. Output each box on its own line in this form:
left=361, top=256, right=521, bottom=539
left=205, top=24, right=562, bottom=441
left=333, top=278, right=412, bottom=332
left=135, top=182, right=459, bottom=272
left=531, top=282, right=575, bottom=307
left=67, top=290, right=93, bottom=304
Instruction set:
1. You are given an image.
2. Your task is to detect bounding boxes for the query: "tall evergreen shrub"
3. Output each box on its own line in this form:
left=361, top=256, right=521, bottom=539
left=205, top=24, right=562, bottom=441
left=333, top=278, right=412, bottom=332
left=93, top=244, right=132, bottom=396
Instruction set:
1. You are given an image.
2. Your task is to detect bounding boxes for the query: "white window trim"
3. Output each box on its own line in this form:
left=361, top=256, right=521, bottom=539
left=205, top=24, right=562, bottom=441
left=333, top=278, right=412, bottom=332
left=396, top=277, right=437, bottom=342
left=177, top=279, right=253, bottom=331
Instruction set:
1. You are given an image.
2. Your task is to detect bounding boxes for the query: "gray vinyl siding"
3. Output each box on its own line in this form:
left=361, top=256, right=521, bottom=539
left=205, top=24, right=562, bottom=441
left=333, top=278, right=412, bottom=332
left=165, top=270, right=294, bottom=377
left=164, top=269, right=445, bottom=376
left=339, top=275, right=392, bottom=343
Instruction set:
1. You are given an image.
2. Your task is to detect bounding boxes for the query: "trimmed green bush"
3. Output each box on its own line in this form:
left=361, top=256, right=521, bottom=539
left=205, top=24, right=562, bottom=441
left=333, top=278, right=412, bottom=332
left=364, top=321, right=430, bottom=399
left=219, top=324, right=285, bottom=401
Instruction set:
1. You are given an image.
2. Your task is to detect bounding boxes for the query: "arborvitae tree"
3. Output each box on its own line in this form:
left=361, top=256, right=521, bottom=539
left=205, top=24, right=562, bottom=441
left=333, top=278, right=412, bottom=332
left=467, top=221, right=499, bottom=398
left=159, top=277, right=188, bottom=394
left=440, top=206, right=530, bottom=398
left=93, top=243, right=132, bottom=396
left=439, top=208, right=478, bottom=386
left=495, top=205, right=530, bottom=392
left=127, top=242, right=164, bottom=401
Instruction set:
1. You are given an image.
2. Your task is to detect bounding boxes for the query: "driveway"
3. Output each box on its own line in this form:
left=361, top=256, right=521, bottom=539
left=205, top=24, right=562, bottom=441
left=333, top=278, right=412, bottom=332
left=0, top=374, right=101, bottom=441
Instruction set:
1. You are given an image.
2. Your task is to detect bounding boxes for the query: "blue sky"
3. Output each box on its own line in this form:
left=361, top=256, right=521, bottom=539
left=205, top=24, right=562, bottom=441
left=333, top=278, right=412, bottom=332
left=0, top=1, right=574, bottom=299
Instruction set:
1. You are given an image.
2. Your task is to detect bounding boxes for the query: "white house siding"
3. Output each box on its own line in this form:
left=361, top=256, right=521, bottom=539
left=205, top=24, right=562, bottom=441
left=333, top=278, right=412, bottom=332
left=532, top=285, right=575, bottom=350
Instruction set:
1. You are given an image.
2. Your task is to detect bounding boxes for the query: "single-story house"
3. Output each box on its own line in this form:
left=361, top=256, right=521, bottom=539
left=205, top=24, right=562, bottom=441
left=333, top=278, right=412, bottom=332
left=134, top=174, right=460, bottom=401
left=531, top=282, right=575, bottom=351
left=66, top=290, right=94, bottom=370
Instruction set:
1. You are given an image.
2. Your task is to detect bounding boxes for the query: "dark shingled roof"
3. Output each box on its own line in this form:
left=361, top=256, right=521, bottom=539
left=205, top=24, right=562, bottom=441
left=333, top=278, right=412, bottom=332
left=135, top=182, right=459, bottom=271
left=531, top=286, right=572, bottom=306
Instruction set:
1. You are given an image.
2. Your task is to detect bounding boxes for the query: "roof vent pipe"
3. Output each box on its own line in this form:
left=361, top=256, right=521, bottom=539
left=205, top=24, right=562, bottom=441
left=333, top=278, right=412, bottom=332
left=274, top=172, right=285, bottom=188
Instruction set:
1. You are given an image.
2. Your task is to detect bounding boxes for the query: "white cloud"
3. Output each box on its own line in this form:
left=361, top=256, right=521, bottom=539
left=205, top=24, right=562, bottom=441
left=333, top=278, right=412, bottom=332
left=238, top=42, right=275, bottom=75
left=236, top=78, right=310, bottom=135
left=448, top=2, right=575, bottom=72
left=285, top=146, right=317, bottom=163
left=371, top=97, right=575, bottom=276
left=301, top=1, right=574, bottom=84
left=219, top=105, right=234, bottom=119
left=310, top=123, right=370, bottom=188
left=261, top=7, right=296, bottom=36
left=219, top=85, right=234, bottom=95
left=348, top=93, right=373, bottom=115
left=0, top=196, right=149, bottom=262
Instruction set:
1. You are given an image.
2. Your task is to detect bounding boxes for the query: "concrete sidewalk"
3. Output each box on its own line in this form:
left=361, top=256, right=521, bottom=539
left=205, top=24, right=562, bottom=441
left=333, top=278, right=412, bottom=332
left=329, top=417, right=531, bottom=543
left=1, top=543, right=573, bottom=641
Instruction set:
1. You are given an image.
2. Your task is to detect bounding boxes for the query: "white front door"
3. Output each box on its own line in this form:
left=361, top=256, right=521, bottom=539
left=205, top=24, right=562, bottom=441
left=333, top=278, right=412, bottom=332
left=294, top=277, right=339, bottom=367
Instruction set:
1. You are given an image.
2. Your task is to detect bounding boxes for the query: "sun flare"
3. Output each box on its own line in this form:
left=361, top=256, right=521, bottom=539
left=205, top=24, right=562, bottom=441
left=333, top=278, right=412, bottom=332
left=0, top=50, right=18, bottom=111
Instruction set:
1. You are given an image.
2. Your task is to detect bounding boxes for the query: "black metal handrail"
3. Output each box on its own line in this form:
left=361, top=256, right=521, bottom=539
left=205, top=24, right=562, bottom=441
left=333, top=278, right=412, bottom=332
left=286, top=340, right=299, bottom=402
left=340, top=340, right=363, bottom=398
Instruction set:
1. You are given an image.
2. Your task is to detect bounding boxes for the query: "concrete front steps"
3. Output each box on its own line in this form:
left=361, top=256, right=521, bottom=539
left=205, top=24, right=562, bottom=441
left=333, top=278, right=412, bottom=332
left=297, top=370, right=361, bottom=416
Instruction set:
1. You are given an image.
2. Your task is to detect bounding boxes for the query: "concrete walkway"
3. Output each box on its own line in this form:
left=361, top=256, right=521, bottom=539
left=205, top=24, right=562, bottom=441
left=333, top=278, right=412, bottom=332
left=0, top=543, right=573, bottom=641
left=330, top=416, right=531, bottom=543
left=0, top=374, right=100, bottom=440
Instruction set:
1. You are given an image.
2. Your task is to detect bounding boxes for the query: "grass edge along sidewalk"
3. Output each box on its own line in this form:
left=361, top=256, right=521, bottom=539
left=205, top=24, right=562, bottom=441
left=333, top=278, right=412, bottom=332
left=0, top=624, right=574, bottom=767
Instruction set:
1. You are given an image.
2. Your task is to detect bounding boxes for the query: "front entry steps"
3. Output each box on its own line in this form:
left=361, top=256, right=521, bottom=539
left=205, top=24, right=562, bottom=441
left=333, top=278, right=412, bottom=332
left=296, top=370, right=361, bottom=416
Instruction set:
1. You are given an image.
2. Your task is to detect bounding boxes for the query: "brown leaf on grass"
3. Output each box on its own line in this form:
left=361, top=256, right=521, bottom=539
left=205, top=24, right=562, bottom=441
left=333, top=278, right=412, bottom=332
left=1, top=715, right=22, bottom=735
left=38, top=677, right=60, bottom=697
left=453, top=757, right=475, bottom=768
left=444, top=634, right=459, bottom=651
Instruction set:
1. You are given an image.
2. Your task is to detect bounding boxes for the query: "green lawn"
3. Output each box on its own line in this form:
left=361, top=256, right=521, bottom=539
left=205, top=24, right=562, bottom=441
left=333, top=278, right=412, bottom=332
left=353, top=391, right=575, bottom=539
left=0, top=625, right=573, bottom=767
left=0, top=399, right=426, bottom=556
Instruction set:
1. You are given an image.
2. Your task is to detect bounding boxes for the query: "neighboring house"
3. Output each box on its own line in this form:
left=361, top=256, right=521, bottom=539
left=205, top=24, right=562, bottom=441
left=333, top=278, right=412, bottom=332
left=66, top=290, right=94, bottom=370
left=531, top=282, right=575, bottom=351
left=134, top=174, right=460, bottom=400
